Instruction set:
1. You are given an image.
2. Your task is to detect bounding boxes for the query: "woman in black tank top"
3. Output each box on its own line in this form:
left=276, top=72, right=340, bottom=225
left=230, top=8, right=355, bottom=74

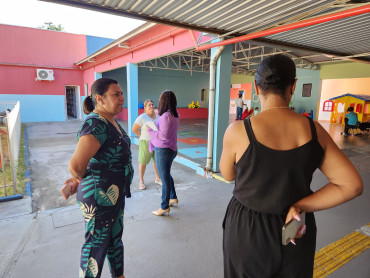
left=220, top=54, right=362, bottom=278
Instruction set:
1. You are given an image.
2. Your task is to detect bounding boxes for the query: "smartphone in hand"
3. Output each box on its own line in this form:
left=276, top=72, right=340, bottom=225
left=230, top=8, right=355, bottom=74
left=282, top=211, right=306, bottom=245
left=61, top=182, right=73, bottom=200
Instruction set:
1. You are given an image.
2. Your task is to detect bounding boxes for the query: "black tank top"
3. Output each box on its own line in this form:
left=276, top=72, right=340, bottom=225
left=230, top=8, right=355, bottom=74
left=233, top=117, right=324, bottom=214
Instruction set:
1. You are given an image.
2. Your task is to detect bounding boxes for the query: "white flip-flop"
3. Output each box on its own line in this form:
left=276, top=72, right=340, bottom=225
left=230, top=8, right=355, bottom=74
left=139, top=182, right=146, bottom=190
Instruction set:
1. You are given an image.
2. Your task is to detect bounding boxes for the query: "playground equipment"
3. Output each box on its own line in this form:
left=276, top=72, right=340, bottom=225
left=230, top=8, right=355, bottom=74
left=302, top=110, right=314, bottom=119
left=327, top=94, right=370, bottom=124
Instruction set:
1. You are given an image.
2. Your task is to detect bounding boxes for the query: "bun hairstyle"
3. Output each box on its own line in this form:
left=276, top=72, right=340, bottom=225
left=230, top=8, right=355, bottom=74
left=83, top=78, right=118, bottom=115
left=255, top=54, right=296, bottom=98
left=158, top=90, right=178, bottom=117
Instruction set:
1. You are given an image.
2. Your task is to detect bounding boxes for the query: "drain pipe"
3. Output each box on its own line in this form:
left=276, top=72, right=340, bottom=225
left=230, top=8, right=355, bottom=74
left=206, top=45, right=225, bottom=171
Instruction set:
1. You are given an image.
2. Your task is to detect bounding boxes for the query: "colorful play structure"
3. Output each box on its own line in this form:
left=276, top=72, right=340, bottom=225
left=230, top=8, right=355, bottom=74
left=302, top=110, right=314, bottom=119
left=324, top=94, right=370, bottom=124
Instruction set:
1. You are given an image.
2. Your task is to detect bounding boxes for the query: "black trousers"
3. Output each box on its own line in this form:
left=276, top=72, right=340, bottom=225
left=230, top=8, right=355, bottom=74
left=223, top=197, right=316, bottom=278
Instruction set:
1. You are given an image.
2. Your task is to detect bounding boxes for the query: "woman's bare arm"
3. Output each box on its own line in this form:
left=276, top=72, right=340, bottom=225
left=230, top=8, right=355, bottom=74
left=220, top=124, right=238, bottom=181
left=69, top=134, right=101, bottom=181
left=286, top=122, right=363, bottom=222
left=132, top=123, right=141, bottom=137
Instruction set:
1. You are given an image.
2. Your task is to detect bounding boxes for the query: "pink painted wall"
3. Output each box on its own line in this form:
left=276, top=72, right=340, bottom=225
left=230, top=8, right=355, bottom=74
left=80, top=26, right=209, bottom=105
left=0, top=24, right=86, bottom=96
left=80, top=26, right=207, bottom=73
left=83, top=67, right=97, bottom=96
left=0, top=24, right=87, bottom=67
left=0, top=66, right=83, bottom=95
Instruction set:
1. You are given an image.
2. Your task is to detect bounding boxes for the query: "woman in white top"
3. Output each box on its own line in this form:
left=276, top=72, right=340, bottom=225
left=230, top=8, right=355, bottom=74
left=132, top=99, right=162, bottom=189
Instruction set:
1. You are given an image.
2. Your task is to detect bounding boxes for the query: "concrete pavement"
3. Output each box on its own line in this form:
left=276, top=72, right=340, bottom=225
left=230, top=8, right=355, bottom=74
left=0, top=120, right=369, bottom=278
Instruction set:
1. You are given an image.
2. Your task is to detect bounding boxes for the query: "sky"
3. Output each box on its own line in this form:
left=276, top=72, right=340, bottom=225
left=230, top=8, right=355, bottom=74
left=0, top=0, right=145, bottom=39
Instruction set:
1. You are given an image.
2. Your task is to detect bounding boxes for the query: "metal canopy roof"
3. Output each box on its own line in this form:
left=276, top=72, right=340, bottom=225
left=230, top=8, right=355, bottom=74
left=41, top=0, right=370, bottom=65
left=135, top=44, right=320, bottom=76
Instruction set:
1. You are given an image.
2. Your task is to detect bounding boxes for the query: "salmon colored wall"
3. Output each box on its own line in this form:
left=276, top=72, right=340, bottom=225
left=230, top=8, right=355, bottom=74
left=230, top=83, right=252, bottom=99
left=83, top=67, right=97, bottom=96
left=0, top=66, right=83, bottom=95
left=230, top=88, right=240, bottom=99
left=321, top=78, right=370, bottom=100
left=241, top=83, right=252, bottom=99
left=0, top=24, right=86, bottom=96
left=0, top=24, right=87, bottom=68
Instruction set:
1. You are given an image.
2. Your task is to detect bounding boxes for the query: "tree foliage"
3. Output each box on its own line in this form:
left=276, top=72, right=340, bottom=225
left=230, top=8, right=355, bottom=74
left=38, top=22, right=64, bottom=32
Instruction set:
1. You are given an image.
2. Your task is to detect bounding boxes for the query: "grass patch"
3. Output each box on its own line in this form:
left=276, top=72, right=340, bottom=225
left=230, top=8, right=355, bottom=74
left=0, top=124, right=27, bottom=197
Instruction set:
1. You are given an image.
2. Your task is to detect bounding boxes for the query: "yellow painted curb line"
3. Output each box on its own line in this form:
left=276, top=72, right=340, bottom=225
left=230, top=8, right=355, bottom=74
left=313, top=223, right=370, bottom=277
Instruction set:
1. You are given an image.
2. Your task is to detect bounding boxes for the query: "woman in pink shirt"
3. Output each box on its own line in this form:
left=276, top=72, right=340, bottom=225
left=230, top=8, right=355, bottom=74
left=148, top=90, right=180, bottom=216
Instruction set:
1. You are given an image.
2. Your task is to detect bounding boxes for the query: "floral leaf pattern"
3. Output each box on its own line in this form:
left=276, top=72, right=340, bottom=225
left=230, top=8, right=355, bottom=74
left=95, top=184, right=119, bottom=206
left=76, top=113, right=132, bottom=277
left=86, top=257, right=98, bottom=277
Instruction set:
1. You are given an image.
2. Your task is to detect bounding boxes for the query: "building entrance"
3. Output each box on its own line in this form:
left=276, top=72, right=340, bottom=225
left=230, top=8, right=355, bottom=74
left=65, top=86, right=81, bottom=120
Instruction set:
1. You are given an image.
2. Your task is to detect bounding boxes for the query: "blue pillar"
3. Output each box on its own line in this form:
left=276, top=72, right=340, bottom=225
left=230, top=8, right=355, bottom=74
left=212, top=44, right=233, bottom=172
left=94, top=72, right=102, bottom=80
left=126, top=63, right=138, bottom=137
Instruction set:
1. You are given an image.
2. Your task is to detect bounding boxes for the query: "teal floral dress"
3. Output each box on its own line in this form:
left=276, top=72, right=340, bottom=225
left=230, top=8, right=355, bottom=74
left=76, top=113, right=133, bottom=278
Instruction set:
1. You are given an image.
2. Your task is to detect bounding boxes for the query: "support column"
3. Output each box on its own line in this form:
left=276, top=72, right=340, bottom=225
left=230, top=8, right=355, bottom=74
left=126, top=63, right=138, bottom=137
left=212, top=45, right=232, bottom=172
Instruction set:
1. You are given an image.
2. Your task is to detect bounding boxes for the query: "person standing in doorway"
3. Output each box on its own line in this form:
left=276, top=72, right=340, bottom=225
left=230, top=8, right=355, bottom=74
left=132, top=99, right=162, bottom=190
left=148, top=90, right=180, bottom=216
left=220, top=54, right=362, bottom=277
left=235, top=94, right=245, bottom=121
left=65, top=78, right=133, bottom=278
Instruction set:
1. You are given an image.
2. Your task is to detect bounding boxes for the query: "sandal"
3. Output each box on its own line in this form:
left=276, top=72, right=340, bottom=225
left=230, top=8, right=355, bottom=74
left=155, top=179, right=162, bottom=185
left=139, top=182, right=146, bottom=190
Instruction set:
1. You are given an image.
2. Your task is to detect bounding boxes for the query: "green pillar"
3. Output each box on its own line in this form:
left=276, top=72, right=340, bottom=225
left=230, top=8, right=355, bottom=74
left=212, top=45, right=233, bottom=172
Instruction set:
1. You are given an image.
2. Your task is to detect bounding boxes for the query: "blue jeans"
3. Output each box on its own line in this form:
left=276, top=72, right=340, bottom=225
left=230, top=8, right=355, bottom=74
left=154, top=147, right=177, bottom=210
left=236, top=107, right=243, bottom=120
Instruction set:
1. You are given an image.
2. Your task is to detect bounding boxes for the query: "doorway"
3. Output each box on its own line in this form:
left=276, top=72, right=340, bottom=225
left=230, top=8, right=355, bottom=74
left=65, top=86, right=81, bottom=120
left=201, top=89, right=208, bottom=108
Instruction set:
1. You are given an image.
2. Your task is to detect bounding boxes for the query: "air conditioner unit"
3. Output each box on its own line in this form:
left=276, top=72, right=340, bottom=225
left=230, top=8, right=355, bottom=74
left=36, top=69, right=54, bottom=81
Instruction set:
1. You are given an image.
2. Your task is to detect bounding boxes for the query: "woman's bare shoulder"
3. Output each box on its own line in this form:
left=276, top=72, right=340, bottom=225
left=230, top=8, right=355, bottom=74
left=224, top=121, right=250, bottom=152
left=225, top=120, right=246, bottom=136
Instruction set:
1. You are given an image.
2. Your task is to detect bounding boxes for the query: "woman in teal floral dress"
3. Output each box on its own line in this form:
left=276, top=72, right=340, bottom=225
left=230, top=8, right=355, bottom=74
left=66, top=78, right=133, bottom=278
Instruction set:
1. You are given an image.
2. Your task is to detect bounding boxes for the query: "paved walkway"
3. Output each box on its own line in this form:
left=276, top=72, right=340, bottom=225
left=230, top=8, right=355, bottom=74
left=0, top=119, right=369, bottom=278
